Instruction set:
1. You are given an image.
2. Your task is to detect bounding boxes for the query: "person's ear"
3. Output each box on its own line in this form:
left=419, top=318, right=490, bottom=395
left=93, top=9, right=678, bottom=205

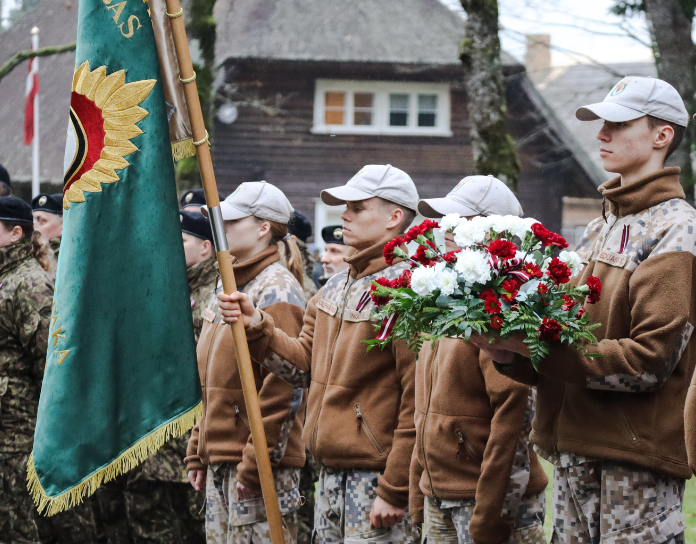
left=386, top=207, right=404, bottom=230
left=11, top=226, right=23, bottom=244
left=654, top=124, right=675, bottom=151
left=257, top=221, right=271, bottom=240
left=202, top=239, right=213, bottom=257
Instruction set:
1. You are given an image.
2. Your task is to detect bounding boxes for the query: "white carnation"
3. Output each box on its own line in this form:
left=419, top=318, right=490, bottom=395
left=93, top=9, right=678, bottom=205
left=454, top=249, right=492, bottom=284
left=514, top=250, right=536, bottom=264
left=438, top=213, right=461, bottom=233
left=410, top=266, right=438, bottom=296
left=559, top=250, right=585, bottom=277
left=453, top=217, right=489, bottom=247
left=432, top=261, right=459, bottom=296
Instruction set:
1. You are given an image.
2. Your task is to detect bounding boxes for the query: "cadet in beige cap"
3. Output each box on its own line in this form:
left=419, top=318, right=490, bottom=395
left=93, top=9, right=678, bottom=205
left=188, top=180, right=309, bottom=544
left=472, top=76, right=695, bottom=544
left=217, top=165, right=421, bottom=544
left=411, top=178, right=548, bottom=544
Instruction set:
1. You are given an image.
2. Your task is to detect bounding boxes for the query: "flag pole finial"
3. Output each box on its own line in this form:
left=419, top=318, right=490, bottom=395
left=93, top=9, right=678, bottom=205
left=31, top=26, right=39, bottom=34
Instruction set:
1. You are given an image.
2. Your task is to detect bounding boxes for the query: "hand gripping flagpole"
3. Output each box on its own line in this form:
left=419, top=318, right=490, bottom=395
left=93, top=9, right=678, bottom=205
left=163, top=2, right=286, bottom=543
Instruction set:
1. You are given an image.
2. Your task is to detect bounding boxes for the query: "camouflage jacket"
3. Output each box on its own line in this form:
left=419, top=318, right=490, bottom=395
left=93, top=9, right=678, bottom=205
left=188, top=256, right=217, bottom=344
left=0, top=239, right=54, bottom=458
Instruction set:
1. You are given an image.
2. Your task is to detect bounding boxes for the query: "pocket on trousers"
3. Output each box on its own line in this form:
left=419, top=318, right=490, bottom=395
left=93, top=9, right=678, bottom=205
left=344, top=527, right=391, bottom=543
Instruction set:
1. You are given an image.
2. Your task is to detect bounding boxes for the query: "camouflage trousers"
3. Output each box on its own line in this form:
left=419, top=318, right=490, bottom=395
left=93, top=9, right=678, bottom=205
left=206, top=464, right=301, bottom=544
left=423, top=491, right=546, bottom=544
left=0, top=454, right=101, bottom=544
left=550, top=460, right=685, bottom=544
left=314, top=466, right=420, bottom=544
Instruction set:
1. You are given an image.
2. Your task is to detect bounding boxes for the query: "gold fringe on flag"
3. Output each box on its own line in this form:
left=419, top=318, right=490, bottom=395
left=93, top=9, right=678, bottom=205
left=172, top=138, right=196, bottom=161
left=27, top=402, right=202, bottom=516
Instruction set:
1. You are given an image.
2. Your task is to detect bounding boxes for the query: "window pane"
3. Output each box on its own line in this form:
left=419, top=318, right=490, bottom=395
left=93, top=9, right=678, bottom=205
left=325, top=110, right=345, bottom=125
left=418, top=94, right=438, bottom=111
left=418, top=113, right=436, bottom=127
left=390, top=94, right=409, bottom=110
left=390, top=112, right=408, bottom=126
left=354, top=111, right=373, bottom=126
left=354, top=93, right=373, bottom=108
left=325, top=92, right=345, bottom=108
left=389, top=94, right=409, bottom=126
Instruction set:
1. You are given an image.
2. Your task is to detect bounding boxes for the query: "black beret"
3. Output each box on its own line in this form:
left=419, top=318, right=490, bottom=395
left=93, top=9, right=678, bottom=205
left=0, top=196, right=32, bottom=224
left=32, top=193, right=63, bottom=216
left=181, top=188, right=223, bottom=209
left=322, top=225, right=344, bottom=245
left=288, top=211, right=312, bottom=243
left=0, top=164, right=9, bottom=187
left=180, top=209, right=213, bottom=243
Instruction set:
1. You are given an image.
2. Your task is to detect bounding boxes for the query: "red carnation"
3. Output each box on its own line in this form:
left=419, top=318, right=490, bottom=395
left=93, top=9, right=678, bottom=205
left=586, top=276, right=601, bottom=304
left=370, top=277, right=393, bottom=306
left=490, top=316, right=504, bottom=330
left=393, top=269, right=412, bottom=289
left=538, top=318, right=563, bottom=342
left=546, top=257, right=571, bottom=284
left=531, top=222, right=568, bottom=249
left=414, top=240, right=438, bottom=266
left=404, top=224, right=425, bottom=243
left=561, top=294, right=575, bottom=312
left=531, top=222, right=550, bottom=243
left=500, top=278, right=520, bottom=303
left=443, top=250, right=460, bottom=263
left=488, top=239, right=517, bottom=260
left=576, top=306, right=586, bottom=318
left=383, top=237, right=404, bottom=266
left=537, top=283, right=548, bottom=294
left=404, top=220, right=438, bottom=243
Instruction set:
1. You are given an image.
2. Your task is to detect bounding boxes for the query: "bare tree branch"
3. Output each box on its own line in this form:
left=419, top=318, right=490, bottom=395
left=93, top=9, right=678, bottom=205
left=0, top=42, right=76, bottom=82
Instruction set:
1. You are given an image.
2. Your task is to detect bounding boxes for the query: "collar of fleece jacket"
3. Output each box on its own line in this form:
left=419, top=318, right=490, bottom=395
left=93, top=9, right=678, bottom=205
left=600, top=167, right=684, bottom=218
left=233, top=244, right=281, bottom=287
left=346, top=238, right=405, bottom=279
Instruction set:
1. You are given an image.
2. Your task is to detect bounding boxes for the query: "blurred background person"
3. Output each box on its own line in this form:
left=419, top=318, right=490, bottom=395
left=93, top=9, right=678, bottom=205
left=31, top=193, right=63, bottom=269
left=319, top=225, right=350, bottom=284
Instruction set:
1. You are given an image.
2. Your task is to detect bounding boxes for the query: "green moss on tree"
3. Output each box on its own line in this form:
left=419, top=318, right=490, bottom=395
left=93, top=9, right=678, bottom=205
left=459, top=0, right=520, bottom=191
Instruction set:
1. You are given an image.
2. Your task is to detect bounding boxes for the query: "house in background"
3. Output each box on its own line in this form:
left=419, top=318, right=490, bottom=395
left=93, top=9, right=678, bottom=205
left=0, top=0, right=603, bottom=242
left=525, top=34, right=658, bottom=241
left=211, top=0, right=603, bottom=242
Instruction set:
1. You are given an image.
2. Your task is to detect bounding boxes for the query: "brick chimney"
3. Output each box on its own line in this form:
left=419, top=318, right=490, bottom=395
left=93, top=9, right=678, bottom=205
left=525, top=34, right=551, bottom=81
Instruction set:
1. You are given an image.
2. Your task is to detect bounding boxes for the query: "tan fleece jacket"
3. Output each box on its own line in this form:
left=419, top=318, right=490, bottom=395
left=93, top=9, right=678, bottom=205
left=185, top=246, right=307, bottom=491
left=410, top=338, right=547, bottom=543
left=498, top=168, right=696, bottom=478
left=245, top=241, right=416, bottom=508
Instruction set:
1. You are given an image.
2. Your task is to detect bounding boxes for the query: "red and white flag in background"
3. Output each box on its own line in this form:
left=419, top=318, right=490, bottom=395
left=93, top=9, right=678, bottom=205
left=23, top=47, right=39, bottom=145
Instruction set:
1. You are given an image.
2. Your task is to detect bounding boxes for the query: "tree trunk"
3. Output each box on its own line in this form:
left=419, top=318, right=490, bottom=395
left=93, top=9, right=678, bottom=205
left=644, top=0, right=695, bottom=201
left=459, top=0, right=519, bottom=191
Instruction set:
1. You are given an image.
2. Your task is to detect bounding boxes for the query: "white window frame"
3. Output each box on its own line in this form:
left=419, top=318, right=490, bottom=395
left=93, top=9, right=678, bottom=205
left=312, top=80, right=452, bottom=137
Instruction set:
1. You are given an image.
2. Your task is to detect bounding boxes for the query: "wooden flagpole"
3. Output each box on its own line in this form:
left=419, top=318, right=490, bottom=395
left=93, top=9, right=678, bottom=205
left=163, top=2, right=286, bottom=543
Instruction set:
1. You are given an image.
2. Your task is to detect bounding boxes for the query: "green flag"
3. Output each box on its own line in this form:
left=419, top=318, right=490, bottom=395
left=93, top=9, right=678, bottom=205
left=28, top=0, right=201, bottom=515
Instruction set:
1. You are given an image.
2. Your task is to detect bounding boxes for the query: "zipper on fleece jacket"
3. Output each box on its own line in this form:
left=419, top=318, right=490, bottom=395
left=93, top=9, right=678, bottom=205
left=455, top=429, right=482, bottom=463
left=234, top=404, right=250, bottom=428
left=311, top=276, right=357, bottom=460
left=354, top=404, right=384, bottom=454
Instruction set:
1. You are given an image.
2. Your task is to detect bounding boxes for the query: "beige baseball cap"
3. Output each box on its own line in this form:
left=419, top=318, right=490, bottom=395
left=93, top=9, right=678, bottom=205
left=419, top=175, right=523, bottom=218
left=202, top=181, right=293, bottom=224
left=576, top=76, right=688, bottom=127
left=321, top=164, right=419, bottom=212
